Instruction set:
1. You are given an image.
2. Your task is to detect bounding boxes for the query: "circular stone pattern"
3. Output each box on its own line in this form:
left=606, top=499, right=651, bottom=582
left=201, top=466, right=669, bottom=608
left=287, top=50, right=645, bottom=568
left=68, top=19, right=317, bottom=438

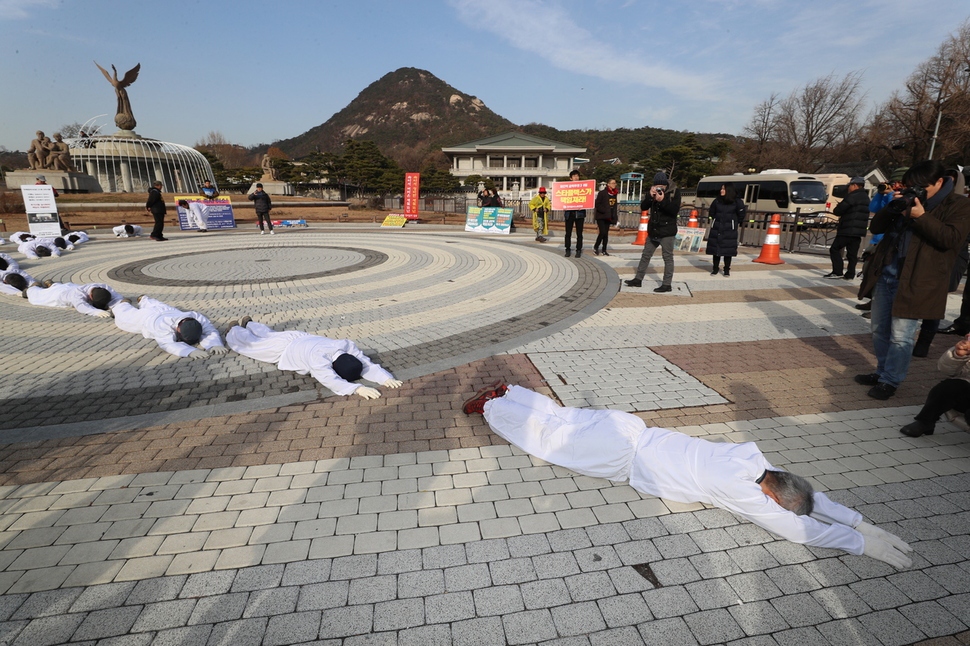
left=109, top=245, right=387, bottom=286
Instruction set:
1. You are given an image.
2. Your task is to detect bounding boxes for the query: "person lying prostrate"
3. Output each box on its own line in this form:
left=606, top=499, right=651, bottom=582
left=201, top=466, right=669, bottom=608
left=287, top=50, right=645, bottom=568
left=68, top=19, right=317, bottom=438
left=26, top=281, right=123, bottom=318
left=0, top=253, right=18, bottom=273
left=111, top=296, right=229, bottom=359
left=113, top=224, right=143, bottom=238
left=10, top=232, right=35, bottom=244
left=0, top=271, right=36, bottom=297
left=18, top=239, right=61, bottom=259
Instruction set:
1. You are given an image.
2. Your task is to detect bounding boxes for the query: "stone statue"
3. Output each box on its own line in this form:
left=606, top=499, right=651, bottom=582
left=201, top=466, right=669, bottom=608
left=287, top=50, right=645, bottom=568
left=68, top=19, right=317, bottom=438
left=260, top=153, right=277, bottom=181
left=94, top=61, right=141, bottom=131
left=27, top=131, right=48, bottom=170
left=45, top=133, right=75, bottom=172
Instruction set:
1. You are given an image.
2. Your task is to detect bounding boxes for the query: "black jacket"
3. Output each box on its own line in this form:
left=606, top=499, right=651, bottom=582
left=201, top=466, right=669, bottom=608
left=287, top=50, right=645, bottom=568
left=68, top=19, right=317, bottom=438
left=833, top=188, right=870, bottom=238
left=706, top=198, right=746, bottom=257
left=146, top=187, right=166, bottom=216
left=249, top=190, right=272, bottom=214
left=641, top=187, right=681, bottom=238
left=594, top=189, right=618, bottom=223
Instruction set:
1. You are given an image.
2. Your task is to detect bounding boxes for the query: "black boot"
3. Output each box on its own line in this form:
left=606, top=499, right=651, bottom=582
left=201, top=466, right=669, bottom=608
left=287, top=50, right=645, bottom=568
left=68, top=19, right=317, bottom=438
left=711, top=265, right=719, bottom=275
left=913, top=328, right=936, bottom=357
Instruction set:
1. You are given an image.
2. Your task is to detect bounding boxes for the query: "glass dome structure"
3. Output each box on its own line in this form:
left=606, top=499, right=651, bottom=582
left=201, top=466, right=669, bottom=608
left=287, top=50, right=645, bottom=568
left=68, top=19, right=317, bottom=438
left=68, top=135, right=215, bottom=194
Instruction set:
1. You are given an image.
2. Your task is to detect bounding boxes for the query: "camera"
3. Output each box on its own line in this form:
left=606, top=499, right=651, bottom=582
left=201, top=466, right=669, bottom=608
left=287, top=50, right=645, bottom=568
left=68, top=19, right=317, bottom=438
left=888, top=186, right=927, bottom=213
left=655, top=187, right=664, bottom=196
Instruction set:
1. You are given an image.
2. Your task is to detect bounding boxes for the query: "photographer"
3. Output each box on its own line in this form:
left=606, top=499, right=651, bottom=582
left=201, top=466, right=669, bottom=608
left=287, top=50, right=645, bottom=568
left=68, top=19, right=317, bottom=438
left=855, top=160, right=970, bottom=399
left=625, top=171, right=681, bottom=292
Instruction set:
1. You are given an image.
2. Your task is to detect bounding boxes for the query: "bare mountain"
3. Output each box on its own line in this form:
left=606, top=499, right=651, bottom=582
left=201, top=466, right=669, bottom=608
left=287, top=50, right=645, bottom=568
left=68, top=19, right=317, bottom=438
left=273, top=68, right=514, bottom=169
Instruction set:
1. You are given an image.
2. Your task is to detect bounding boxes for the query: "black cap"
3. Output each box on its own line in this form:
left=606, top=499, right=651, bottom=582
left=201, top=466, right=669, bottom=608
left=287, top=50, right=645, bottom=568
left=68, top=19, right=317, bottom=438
left=333, top=353, right=364, bottom=382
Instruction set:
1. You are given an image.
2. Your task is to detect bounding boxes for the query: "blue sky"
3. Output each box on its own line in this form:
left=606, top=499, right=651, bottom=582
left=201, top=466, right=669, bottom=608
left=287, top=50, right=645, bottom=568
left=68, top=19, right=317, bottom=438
left=0, top=0, right=966, bottom=154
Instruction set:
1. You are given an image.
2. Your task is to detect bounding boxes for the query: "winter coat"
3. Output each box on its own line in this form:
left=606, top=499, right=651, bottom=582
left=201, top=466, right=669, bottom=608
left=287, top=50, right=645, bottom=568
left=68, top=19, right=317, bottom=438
left=705, top=198, right=746, bottom=257
left=832, top=188, right=870, bottom=238
left=641, top=187, right=681, bottom=238
left=859, top=189, right=970, bottom=319
left=249, top=190, right=272, bottom=214
left=595, top=189, right=618, bottom=223
left=938, top=346, right=970, bottom=385
left=146, top=187, right=166, bottom=216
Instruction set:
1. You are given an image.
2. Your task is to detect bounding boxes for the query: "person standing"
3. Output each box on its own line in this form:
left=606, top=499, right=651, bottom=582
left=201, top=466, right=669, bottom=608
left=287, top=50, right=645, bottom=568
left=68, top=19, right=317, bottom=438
left=593, top=178, right=618, bottom=256
left=855, top=160, right=970, bottom=400
left=625, top=172, right=681, bottom=292
left=705, top=183, right=746, bottom=276
left=249, top=183, right=274, bottom=234
left=146, top=181, right=167, bottom=241
left=824, top=177, right=870, bottom=280
left=563, top=169, right=586, bottom=258
left=528, top=187, right=551, bottom=243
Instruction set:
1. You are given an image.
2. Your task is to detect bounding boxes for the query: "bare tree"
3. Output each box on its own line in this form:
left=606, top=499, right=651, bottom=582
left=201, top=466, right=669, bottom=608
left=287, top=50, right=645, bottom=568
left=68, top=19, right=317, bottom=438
left=194, top=131, right=256, bottom=169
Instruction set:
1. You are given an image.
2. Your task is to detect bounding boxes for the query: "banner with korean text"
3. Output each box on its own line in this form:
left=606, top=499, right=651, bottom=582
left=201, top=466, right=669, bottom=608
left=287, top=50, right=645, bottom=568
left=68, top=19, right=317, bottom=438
left=404, top=173, right=420, bottom=220
left=465, top=206, right=513, bottom=234
left=551, top=179, right=595, bottom=211
left=175, top=196, right=237, bottom=231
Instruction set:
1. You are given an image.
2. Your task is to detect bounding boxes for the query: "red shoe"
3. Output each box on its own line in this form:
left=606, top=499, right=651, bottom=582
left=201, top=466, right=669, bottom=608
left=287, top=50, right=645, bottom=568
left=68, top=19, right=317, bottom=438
left=462, top=381, right=508, bottom=415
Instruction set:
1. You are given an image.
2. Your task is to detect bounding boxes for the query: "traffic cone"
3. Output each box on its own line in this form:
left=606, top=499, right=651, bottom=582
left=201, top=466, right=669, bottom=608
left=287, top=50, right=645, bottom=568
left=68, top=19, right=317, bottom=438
left=633, top=211, right=650, bottom=245
left=753, top=213, right=785, bottom=265
left=687, top=209, right=699, bottom=228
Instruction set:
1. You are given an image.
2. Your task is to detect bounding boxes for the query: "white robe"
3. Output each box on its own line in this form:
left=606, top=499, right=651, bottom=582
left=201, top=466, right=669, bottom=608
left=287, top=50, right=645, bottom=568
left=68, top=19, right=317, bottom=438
left=484, top=386, right=865, bottom=554
left=113, top=296, right=224, bottom=357
left=226, top=321, right=394, bottom=396
left=0, top=253, right=18, bottom=272
left=36, top=237, right=73, bottom=251
left=10, top=232, right=34, bottom=244
left=67, top=231, right=90, bottom=244
left=26, top=282, right=123, bottom=316
left=113, top=225, right=143, bottom=237
left=0, top=269, right=35, bottom=296
left=187, top=202, right=209, bottom=229
left=18, top=240, right=61, bottom=259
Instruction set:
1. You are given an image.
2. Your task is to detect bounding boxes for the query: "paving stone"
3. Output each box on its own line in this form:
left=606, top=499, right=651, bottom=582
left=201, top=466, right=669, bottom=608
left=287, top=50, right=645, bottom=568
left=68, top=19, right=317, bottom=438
left=683, top=608, right=745, bottom=645
left=473, top=584, right=525, bottom=616
left=643, top=586, right=700, bottom=618
left=849, top=578, right=912, bottom=610
left=686, top=578, right=743, bottom=610
left=856, top=609, right=927, bottom=646
left=502, top=609, right=557, bottom=645
left=551, top=600, right=606, bottom=636
left=229, top=564, right=284, bottom=591
left=281, top=558, right=332, bottom=585
left=71, top=605, right=142, bottom=640
left=727, top=600, right=789, bottom=636
left=131, top=598, right=196, bottom=632
left=726, top=572, right=784, bottom=602
left=10, top=588, right=81, bottom=620
left=489, top=558, right=537, bottom=585
left=597, top=593, right=651, bottom=628
left=151, top=624, right=213, bottom=646
left=179, top=570, right=235, bottom=598
left=398, top=569, right=444, bottom=598
left=263, top=610, right=322, bottom=646
left=317, top=604, right=374, bottom=639
left=451, top=616, right=506, bottom=646
left=398, top=623, right=451, bottom=646
left=295, top=581, right=348, bottom=612
left=69, top=581, right=137, bottom=613
left=444, top=563, right=491, bottom=592
left=897, top=600, right=968, bottom=638
left=330, top=554, right=378, bottom=580
left=636, top=616, right=701, bottom=645
left=424, top=591, right=475, bottom=623
left=187, top=591, right=248, bottom=624
left=521, top=578, right=571, bottom=610
left=243, top=586, right=299, bottom=617
left=373, top=598, right=424, bottom=632
left=771, top=626, right=830, bottom=646
left=9, top=613, right=84, bottom=646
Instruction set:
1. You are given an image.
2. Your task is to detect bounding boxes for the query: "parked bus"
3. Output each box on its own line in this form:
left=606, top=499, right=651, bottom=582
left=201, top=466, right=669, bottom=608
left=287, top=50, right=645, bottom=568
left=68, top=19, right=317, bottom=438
left=694, top=170, right=831, bottom=215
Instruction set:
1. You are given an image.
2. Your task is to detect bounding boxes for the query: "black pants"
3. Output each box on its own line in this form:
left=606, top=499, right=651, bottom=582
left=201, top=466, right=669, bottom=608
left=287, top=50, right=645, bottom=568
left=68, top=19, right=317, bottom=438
left=830, top=235, right=861, bottom=276
left=951, top=281, right=970, bottom=333
left=257, top=212, right=274, bottom=231
left=915, top=378, right=970, bottom=428
left=564, top=215, right=585, bottom=251
left=150, top=212, right=165, bottom=239
left=594, top=220, right=610, bottom=252
left=712, top=255, right=732, bottom=269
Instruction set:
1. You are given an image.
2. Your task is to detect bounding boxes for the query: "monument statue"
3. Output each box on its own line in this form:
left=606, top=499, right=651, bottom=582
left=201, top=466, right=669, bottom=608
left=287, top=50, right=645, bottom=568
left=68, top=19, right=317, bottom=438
left=45, top=133, right=75, bottom=172
left=260, top=153, right=277, bottom=182
left=94, top=61, right=141, bottom=131
left=26, top=130, right=48, bottom=170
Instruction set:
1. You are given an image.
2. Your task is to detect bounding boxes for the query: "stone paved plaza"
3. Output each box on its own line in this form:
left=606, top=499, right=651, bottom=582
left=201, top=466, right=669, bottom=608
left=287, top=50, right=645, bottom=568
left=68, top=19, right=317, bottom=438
left=0, top=224, right=967, bottom=645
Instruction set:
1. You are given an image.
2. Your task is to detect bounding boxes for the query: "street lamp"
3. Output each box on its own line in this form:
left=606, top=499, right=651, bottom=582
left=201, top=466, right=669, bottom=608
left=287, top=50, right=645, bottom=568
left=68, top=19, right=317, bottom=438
left=928, top=61, right=970, bottom=160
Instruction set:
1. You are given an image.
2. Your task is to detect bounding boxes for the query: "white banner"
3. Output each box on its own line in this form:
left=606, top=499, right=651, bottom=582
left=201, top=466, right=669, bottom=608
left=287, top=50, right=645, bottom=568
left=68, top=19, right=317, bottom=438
left=20, top=185, right=61, bottom=237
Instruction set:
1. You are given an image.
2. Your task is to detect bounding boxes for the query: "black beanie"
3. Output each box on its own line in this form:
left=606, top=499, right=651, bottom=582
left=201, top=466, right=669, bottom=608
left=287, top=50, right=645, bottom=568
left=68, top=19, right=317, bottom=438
left=333, top=353, right=364, bottom=382
left=652, top=172, right=669, bottom=186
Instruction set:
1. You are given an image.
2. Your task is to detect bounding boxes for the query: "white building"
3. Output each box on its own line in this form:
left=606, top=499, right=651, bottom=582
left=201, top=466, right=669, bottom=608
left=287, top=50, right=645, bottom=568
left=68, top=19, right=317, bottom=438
left=442, top=132, right=587, bottom=193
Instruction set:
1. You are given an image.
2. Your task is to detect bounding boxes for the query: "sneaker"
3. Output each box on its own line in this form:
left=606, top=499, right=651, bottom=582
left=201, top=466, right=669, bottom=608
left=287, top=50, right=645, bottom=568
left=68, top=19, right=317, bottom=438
left=867, top=383, right=897, bottom=400
left=654, top=284, right=672, bottom=293
left=565, top=250, right=571, bottom=257
left=624, top=279, right=642, bottom=287
left=900, top=420, right=934, bottom=437
left=823, top=272, right=843, bottom=279
left=462, top=381, right=508, bottom=415
left=593, top=249, right=600, bottom=256
left=601, top=250, right=610, bottom=256
left=270, top=230, right=275, bottom=235
left=854, top=372, right=880, bottom=386
left=575, top=249, right=582, bottom=258
left=260, top=230, right=265, bottom=235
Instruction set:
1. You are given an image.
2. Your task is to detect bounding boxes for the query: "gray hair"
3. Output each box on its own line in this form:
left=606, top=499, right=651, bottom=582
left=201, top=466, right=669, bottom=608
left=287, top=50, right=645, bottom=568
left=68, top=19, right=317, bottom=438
left=765, top=470, right=814, bottom=516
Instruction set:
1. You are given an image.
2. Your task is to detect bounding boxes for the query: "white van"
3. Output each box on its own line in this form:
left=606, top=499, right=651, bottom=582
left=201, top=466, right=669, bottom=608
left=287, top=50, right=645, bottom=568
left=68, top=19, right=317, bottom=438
left=695, top=170, right=830, bottom=215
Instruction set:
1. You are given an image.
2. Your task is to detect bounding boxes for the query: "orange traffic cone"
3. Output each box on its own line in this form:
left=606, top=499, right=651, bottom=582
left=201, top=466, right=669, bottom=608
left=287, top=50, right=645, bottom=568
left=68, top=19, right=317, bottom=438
left=753, top=213, right=785, bottom=265
left=633, top=210, right=650, bottom=245
left=687, top=209, right=699, bottom=228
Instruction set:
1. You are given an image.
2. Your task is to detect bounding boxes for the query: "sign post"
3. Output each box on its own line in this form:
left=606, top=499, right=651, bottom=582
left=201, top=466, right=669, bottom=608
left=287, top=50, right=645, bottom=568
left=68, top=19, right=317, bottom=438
left=20, top=185, right=61, bottom=237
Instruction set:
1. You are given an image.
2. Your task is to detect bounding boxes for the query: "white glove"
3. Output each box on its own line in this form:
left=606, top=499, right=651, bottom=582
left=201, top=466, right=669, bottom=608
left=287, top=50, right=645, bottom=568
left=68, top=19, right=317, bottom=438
left=356, top=386, right=381, bottom=400
left=188, top=349, right=209, bottom=360
left=94, top=310, right=112, bottom=318
left=857, top=521, right=912, bottom=554
left=382, top=379, right=403, bottom=389
left=862, top=535, right=912, bottom=569
left=208, top=345, right=230, bottom=356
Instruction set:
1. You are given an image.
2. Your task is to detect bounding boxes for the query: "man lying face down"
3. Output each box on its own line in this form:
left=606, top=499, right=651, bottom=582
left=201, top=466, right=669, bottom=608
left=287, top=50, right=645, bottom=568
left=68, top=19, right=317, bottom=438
left=26, top=281, right=123, bottom=318
left=111, top=296, right=230, bottom=359
left=464, top=384, right=913, bottom=568
left=225, top=318, right=403, bottom=399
